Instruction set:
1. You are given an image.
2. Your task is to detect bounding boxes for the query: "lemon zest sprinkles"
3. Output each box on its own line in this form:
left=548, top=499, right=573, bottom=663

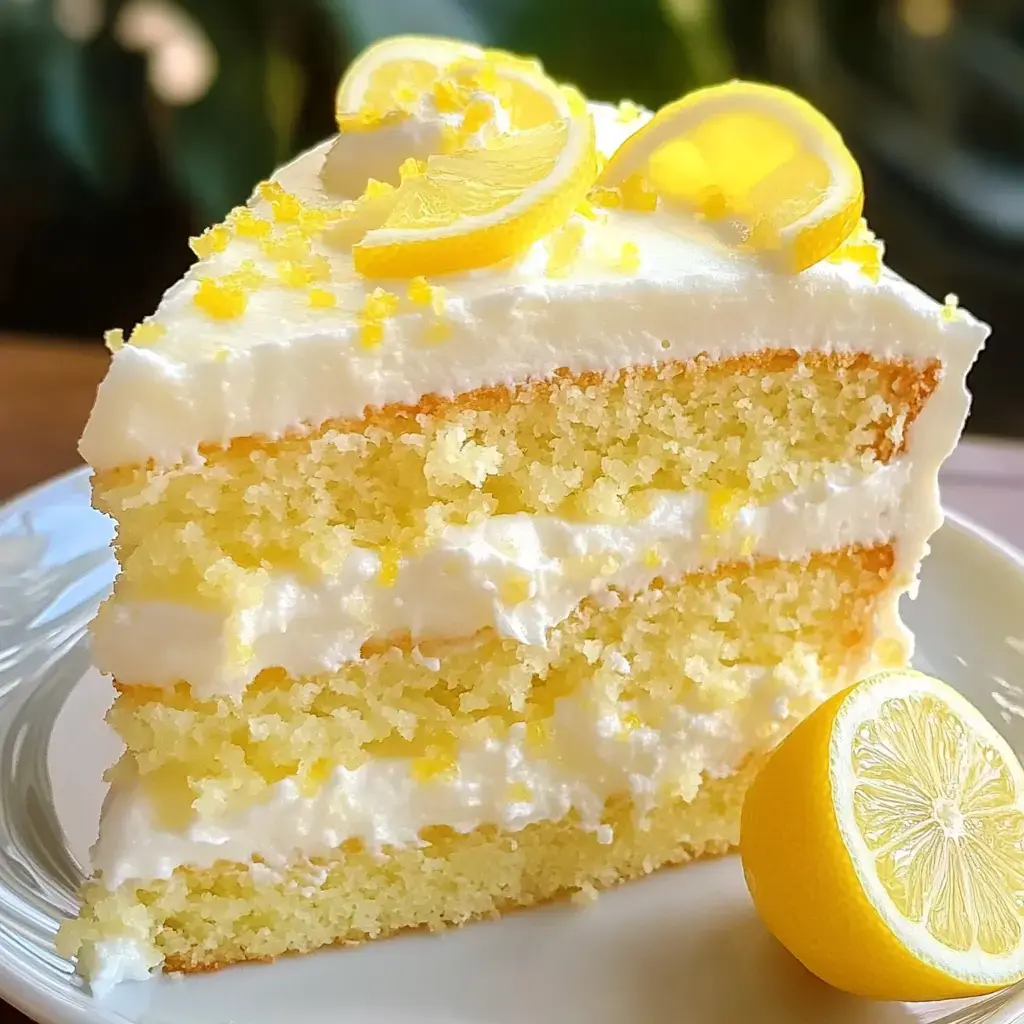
left=359, top=287, right=400, bottom=348
left=227, top=207, right=272, bottom=239
left=261, top=228, right=311, bottom=262
left=616, top=99, right=644, bottom=123
left=258, top=180, right=302, bottom=222
left=617, top=241, right=640, bottom=273
left=189, top=225, right=230, bottom=260
left=545, top=221, right=586, bottom=278
left=103, top=328, right=124, bottom=353
left=193, top=278, right=248, bottom=320
left=307, top=287, right=337, bottom=309
left=129, top=321, right=166, bottom=347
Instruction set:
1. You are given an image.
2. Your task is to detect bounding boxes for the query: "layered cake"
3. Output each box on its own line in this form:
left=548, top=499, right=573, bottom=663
left=59, top=36, right=988, bottom=991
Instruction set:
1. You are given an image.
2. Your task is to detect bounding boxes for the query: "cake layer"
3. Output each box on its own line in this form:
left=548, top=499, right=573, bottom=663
left=61, top=760, right=763, bottom=989
left=106, top=544, right=896, bottom=821
left=94, top=351, right=936, bottom=592
left=94, top=458, right=914, bottom=696
left=97, top=644, right=844, bottom=888
left=78, top=109, right=986, bottom=473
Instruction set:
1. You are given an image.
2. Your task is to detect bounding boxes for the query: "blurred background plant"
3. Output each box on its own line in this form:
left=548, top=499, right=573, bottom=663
left=0, top=0, right=732, bottom=340
left=2, top=0, right=1024, bottom=433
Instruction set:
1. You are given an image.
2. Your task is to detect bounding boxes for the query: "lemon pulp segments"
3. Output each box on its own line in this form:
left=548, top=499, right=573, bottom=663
left=849, top=688, right=1024, bottom=957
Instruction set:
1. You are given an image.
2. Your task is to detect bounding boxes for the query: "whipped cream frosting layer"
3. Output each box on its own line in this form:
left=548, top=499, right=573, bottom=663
left=78, top=103, right=989, bottom=471
left=93, top=459, right=915, bottom=699
left=93, top=647, right=851, bottom=892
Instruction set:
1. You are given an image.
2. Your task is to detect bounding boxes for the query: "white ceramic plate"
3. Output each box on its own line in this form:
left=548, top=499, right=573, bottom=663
left=3, top=469, right=1024, bottom=1024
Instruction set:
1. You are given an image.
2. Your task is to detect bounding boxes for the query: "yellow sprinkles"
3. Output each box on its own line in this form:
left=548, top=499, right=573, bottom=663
left=258, top=180, right=302, bottom=222
left=129, top=321, right=166, bottom=346
left=261, top=228, right=311, bottom=262
left=189, top=225, right=229, bottom=260
left=227, top=207, right=272, bottom=239
left=359, top=287, right=400, bottom=348
left=618, top=240, right=640, bottom=273
left=193, top=278, right=247, bottom=319
left=616, top=99, right=644, bottom=123
left=545, top=221, right=586, bottom=278
left=307, top=287, right=336, bottom=309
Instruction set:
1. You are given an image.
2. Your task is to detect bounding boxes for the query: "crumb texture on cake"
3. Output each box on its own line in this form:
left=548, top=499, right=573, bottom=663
left=93, top=352, right=937, bottom=598
left=107, top=545, right=896, bottom=819
left=59, top=760, right=760, bottom=976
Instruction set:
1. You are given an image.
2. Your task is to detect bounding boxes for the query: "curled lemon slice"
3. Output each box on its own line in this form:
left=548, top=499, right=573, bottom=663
left=335, top=34, right=565, bottom=135
left=335, top=35, right=483, bottom=124
left=326, top=35, right=575, bottom=200
left=600, top=81, right=864, bottom=273
left=741, top=669, right=1024, bottom=1000
left=353, top=91, right=597, bottom=278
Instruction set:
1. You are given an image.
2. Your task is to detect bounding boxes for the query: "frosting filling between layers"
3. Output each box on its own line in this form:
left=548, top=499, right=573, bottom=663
left=94, top=459, right=919, bottom=699
left=93, top=644, right=859, bottom=891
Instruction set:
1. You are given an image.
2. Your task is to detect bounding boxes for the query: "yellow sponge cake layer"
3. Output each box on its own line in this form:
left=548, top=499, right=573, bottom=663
left=62, top=761, right=760, bottom=977
left=108, top=545, right=895, bottom=817
left=93, top=351, right=937, bottom=597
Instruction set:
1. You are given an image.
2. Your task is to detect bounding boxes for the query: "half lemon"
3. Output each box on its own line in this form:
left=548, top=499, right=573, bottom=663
left=741, top=669, right=1024, bottom=1000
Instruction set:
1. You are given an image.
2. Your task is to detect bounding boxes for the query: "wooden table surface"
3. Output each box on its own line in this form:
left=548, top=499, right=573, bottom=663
left=1, top=334, right=1024, bottom=1022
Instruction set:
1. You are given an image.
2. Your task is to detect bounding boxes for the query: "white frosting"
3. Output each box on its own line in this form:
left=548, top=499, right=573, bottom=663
left=93, top=459, right=915, bottom=699
left=77, top=938, right=161, bottom=999
left=78, top=103, right=989, bottom=471
left=92, top=648, right=848, bottom=891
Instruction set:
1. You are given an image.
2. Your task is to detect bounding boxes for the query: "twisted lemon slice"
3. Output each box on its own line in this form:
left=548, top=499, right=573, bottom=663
left=335, top=35, right=482, bottom=122
left=600, top=81, right=863, bottom=273
left=353, top=90, right=597, bottom=278
left=741, top=670, right=1024, bottom=1000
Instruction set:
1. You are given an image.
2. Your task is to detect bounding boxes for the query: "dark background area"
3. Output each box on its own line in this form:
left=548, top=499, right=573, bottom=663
left=1, top=0, right=1022, bottom=435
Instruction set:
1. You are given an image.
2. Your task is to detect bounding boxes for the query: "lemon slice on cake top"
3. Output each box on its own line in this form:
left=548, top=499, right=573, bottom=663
left=599, top=80, right=864, bottom=273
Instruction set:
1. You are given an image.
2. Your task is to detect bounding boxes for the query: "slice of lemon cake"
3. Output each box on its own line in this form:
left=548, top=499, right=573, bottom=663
left=59, top=37, right=988, bottom=992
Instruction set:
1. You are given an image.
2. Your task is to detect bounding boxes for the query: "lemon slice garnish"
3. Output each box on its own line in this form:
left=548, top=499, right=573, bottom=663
left=599, top=81, right=864, bottom=273
left=335, top=35, right=484, bottom=124
left=335, top=34, right=564, bottom=136
left=353, top=92, right=597, bottom=278
left=741, top=669, right=1024, bottom=1000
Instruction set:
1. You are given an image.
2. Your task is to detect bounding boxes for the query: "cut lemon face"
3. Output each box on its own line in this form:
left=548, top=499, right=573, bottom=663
left=353, top=96, right=597, bottom=278
left=741, top=670, right=1024, bottom=1001
left=600, top=81, right=864, bottom=273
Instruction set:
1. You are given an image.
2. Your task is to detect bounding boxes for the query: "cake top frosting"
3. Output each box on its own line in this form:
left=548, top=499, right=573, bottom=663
left=79, top=37, right=986, bottom=470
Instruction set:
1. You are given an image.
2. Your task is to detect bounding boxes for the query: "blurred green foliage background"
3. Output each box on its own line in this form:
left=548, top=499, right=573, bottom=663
left=0, top=0, right=732, bottom=336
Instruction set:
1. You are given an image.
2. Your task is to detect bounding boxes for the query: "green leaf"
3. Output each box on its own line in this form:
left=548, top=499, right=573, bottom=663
left=38, top=33, right=147, bottom=194
left=266, top=45, right=306, bottom=164
left=660, top=0, right=733, bottom=85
